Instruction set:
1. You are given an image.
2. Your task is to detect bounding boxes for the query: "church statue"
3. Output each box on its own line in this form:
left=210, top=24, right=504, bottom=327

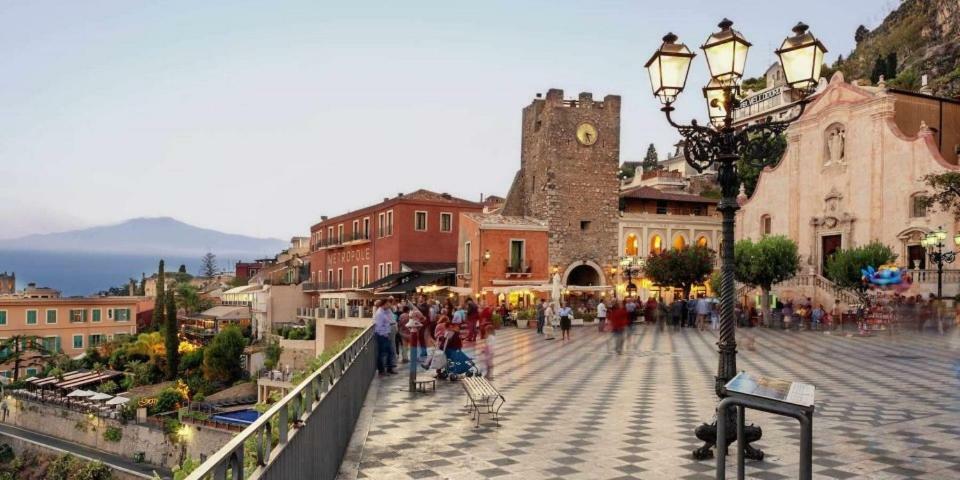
left=827, top=127, right=845, bottom=164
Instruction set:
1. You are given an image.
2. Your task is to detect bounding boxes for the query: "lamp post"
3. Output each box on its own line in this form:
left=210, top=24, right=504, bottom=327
left=921, top=226, right=959, bottom=299
left=619, top=256, right=643, bottom=298
left=645, top=19, right=827, bottom=461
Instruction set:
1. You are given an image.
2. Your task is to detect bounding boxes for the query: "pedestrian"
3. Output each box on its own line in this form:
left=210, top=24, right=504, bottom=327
left=812, top=304, right=824, bottom=331
left=597, top=298, right=608, bottom=332
left=373, top=300, right=397, bottom=376
left=626, top=297, right=638, bottom=326
left=536, top=298, right=546, bottom=334
left=480, top=324, right=496, bottom=379
left=402, top=310, right=427, bottom=377
left=657, top=297, right=667, bottom=332
left=686, top=296, right=697, bottom=328
left=610, top=301, right=628, bottom=354
left=695, top=295, right=710, bottom=331
left=479, top=300, right=493, bottom=338
left=670, top=298, right=684, bottom=331
left=558, top=302, right=573, bottom=341
left=466, top=298, right=480, bottom=342
left=0, top=397, right=8, bottom=422
left=543, top=302, right=556, bottom=340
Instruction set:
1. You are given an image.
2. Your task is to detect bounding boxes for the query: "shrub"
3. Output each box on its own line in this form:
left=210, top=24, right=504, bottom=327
left=287, top=328, right=304, bottom=340
left=202, top=326, right=247, bottom=384
left=263, top=338, right=282, bottom=371
left=97, top=381, right=118, bottom=395
left=103, top=426, right=122, bottom=442
left=0, top=443, right=13, bottom=464
left=173, top=457, right=200, bottom=480
left=179, top=348, right=204, bottom=374
left=152, top=387, right=187, bottom=415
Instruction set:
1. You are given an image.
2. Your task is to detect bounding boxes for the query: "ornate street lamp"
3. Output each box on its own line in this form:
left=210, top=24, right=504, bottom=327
left=922, top=226, right=958, bottom=299
left=646, top=19, right=827, bottom=461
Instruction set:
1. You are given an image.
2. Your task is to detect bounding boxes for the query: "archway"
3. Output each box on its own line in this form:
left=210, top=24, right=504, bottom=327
left=672, top=234, right=687, bottom=250
left=562, top=260, right=606, bottom=287
left=650, top=235, right=663, bottom=255
left=696, top=235, right=709, bottom=248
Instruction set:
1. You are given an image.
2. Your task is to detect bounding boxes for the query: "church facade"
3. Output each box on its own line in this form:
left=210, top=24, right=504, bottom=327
left=737, top=72, right=960, bottom=296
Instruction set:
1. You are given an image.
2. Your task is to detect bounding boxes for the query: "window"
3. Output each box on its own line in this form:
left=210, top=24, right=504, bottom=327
left=910, top=195, right=927, bottom=218
left=673, top=234, right=687, bottom=250
left=386, top=210, right=394, bottom=236
left=378, top=263, right=385, bottom=279
left=414, top=211, right=428, bottom=231
left=0, top=310, right=5, bottom=326
left=45, top=309, right=57, bottom=324
left=363, top=265, right=370, bottom=286
left=580, top=220, right=591, bottom=230
left=650, top=235, right=663, bottom=255
left=337, top=224, right=344, bottom=243
left=89, top=334, right=105, bottom=348
left=656, top=200, right=668, bottom=214
left=73, top=335, right=83, bottom=349
left=41, top=336, right=59, bottom=352
left=378, top=213, right=385, bottom=238
left=327, top=269, right=333, bottom=286
left=351, top=266, right=358, bottom=288
left=26, top=368, right=37, bottom=377
left=760, top=215, right=772, bottom=236
left=464, top=241, right=472, bottom=274
left=92, top=309, right=101, bottom=322
left=352, top=220, right=359, bottom=239
left=26, top=310, right=37, bottom=325
left=509, top=240, right=525, bottom=272
left=69, top=309, right=86, bottom=323
left=363, top=217, right=370, bottom=238
left=696, top=236, right=709, bottom=248
left=625, top=234, right=639, bottom=256
left=337, top=268, right=343, bottom=289
left=113, top=309, right=131, bottom=321
left=440, top=212, right=453, bottom=232
left=386, top=263, right=392, bottom=275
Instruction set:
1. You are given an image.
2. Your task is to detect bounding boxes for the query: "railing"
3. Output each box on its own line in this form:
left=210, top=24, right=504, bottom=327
left=911, top=269, right=960, bottom=284
left=187, top=326, right=375, bottom=480
left=506, top=262, right=531, bottom=274
left=626, top=206, right=715, bottom=216
left=770, top=273, right=859, bottom=305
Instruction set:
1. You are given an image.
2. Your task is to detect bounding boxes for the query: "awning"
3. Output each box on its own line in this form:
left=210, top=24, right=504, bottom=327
left=89, top=392, right=114, bottom=402
left=67, top=389, right=95, bottom=398
left=360, top=272, right=413, bottom=291
left=198, top=306, right=250, bottom=320
left=33, top=370, right=90, bottom=387
left=379, top=272, right=454, bottom=295
left=106, top=396, right=131, bottom=406
left=55, top=370, right=123, bottom=390
left=483, top=285, right=538, bottom=295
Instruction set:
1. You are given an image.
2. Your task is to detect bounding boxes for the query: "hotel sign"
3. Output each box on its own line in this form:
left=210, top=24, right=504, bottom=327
left=735, top=86, right=784, bottom=111
left=328, top=247, right=372, bottom=266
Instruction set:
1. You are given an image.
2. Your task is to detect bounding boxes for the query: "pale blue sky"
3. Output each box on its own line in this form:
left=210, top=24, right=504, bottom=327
left=0, top=0, right=896, bottom=239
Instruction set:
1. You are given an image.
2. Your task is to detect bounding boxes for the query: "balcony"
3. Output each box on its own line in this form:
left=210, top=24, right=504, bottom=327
left=626, top=205, right=715, bottom=217
left=302, top=282, right=341, bottom=292
left=505, top=261, right=532, bottom=278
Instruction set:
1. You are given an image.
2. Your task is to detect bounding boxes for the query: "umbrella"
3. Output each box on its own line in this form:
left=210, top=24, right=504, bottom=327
left=66, top=389, right=95, bottom=398
left=105, top=396, right=130, bottom=406
left=550, top=272, right=563, bottom=310
left=89, top=392, right=113, bottom=402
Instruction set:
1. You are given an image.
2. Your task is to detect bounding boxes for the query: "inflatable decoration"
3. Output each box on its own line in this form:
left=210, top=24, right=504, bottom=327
left=860, top=264, right=912, bottom=292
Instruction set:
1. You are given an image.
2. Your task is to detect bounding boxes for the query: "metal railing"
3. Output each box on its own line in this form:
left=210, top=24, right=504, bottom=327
left=186, top=325, right=375, bottom=480
left=506, top=262, right=531, bottom=274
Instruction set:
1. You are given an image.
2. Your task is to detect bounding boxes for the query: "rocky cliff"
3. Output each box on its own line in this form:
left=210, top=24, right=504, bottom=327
left=840, top=0, right=960, bottom=97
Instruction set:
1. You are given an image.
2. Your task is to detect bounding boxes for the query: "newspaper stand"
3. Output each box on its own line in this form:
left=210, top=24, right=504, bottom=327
left=716, top=371, right=815, bottom=480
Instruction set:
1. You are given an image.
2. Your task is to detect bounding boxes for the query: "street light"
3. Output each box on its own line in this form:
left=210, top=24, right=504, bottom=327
left=922, top=226, right=958, bottom=299
left=647, top=19, right=827, bottom=461
left=619, top=256, right=643, bottom=297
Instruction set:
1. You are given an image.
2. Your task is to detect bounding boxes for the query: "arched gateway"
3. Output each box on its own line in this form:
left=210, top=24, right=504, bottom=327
left=563, top=260, right=606, bottom=287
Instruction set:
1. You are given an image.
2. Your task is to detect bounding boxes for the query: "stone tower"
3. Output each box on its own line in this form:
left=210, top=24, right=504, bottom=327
left=502, top=88, right=620, bottom=286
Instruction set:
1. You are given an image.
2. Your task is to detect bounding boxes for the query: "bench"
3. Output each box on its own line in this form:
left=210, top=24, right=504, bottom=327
left=461, top=377, right=505, bottom=427
left=414, top=375, right=436, bottom=393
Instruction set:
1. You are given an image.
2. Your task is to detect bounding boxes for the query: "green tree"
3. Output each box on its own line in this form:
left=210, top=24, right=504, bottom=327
left=641, top=143, right=659, bottom=172
left=824, top=241, right=896, bottom=303
left=164, top=290, right=179, bottom=380
left=202, top=326, right=247, bottom=384
left=870, top=55, right=887, bottom=84
left=176, top=283, right=211, bottom=315
left=738, top=133, right=787, bottom=198
left=885, top=51, right=898, bottom=79
left=734, top=236, right=800, bottom=325
left=919, top=172, right=960, bottom=218
left=642, top=246, right=716, bottom=299
left=153, top=260, right=166, bottom=332
left=263, top=337, right=282, bottom=371
left=200, top=252, right=218, bottom=277
left=138, top=275, right=146, bottom=296
left=0, top=335, right=51, bottom=381
left=618, top=163, right=637, bottom=180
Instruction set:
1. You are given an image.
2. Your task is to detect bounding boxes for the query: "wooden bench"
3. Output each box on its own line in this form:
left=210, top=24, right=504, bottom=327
left=414, top=375, right=436, bottom=393
left=461, top=377, right=505, bottom=427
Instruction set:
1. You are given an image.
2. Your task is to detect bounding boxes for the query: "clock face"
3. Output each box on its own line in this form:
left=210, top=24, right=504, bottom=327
left=576, top=123, right=598, bottom=146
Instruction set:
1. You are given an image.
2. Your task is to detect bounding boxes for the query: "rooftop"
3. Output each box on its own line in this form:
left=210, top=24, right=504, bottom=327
left=620, top=185, right=718, bottom=204
left=463, top=213, right=549, bottom=230
left=311, top=189, right=482, bottom=230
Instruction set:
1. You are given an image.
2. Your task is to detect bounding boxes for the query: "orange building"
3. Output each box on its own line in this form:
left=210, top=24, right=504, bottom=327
left=0, top=297, right=143, bottom=375
left=456, top=213, right=550, bottom=307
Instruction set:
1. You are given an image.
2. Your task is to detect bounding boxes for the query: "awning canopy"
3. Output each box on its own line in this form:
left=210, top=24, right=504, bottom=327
left=380, top=272, right=454, bottom=295
left=89, top=392, right=114, bottom=401
left=106, top=396, right=131, bottom=405
left=55, top=370, right=123, bottom=390
left=360, top=272, right=413, bottom=291
left=32, top=370, right=90, bottom=387
left=66, top=389, right=95, bottom=398
left=198, top=306, right=250, bottom=320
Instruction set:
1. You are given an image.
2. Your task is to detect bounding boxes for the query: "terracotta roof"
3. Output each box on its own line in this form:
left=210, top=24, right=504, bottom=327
left=619, top=186, right=718, bottom=204
left=311, top=189, right=482, bottom=230
left=462, top=213, right=549, bottom=228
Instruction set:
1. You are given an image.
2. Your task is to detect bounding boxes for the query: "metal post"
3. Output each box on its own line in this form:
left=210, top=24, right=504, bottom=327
left=736, top=406, right=745, bottom=480
left=799, top=414, right=813, bottom=480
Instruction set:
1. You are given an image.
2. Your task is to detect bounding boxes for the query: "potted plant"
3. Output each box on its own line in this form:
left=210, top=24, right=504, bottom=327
left=515, top=309, right=531, bottom=329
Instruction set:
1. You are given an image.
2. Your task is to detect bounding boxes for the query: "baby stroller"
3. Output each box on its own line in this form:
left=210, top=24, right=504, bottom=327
left=437, top=348, right=482, bottom=381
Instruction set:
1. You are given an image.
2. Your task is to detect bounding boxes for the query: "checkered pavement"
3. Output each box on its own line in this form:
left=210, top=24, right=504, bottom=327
left=343, top=325, right=960, bottom=479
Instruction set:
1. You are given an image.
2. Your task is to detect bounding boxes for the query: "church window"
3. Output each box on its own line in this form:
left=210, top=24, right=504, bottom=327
left=761, top=215, right=772, bottom=236
left=910, top=195, right=927, bottom=218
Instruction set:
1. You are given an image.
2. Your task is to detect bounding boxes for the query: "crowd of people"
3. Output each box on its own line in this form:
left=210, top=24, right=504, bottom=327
left=372, top=295, right=497, bottom=380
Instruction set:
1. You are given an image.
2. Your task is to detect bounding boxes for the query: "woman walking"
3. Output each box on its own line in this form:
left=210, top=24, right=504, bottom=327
left=558, top=302, right=573, bottom=342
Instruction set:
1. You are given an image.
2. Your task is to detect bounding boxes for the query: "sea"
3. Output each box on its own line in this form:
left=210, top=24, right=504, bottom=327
left=0, top=250, right=244, bottom=297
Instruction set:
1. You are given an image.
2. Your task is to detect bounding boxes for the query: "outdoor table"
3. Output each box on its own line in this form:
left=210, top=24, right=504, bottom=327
left=716, top=371, right=815, bottom=480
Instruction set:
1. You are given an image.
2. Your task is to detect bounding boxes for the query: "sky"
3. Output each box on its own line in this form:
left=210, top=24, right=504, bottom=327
left=0, top=0, right=897, bottom=240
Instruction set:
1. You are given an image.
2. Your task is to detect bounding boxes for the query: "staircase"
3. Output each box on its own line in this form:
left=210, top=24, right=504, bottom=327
left=736, top=274, right=859, bottom=307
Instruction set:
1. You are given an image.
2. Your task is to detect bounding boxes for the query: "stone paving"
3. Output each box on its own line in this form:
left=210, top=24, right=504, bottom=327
left=344, top=325, right=960, bottom=479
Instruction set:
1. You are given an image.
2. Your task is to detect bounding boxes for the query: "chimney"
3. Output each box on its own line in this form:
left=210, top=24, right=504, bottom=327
left=398, top=192, right=404, bottom=198
left=441, top=192, right=451, bottom=199
left=321, top=215, right=328, bottom=221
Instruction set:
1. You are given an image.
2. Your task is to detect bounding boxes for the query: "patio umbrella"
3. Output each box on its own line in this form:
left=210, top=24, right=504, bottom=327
left=89, top=392, right=113, bottom=402
left=66, top=389, right=95, bottom=398
left=105, top=396, right=130, bottom=406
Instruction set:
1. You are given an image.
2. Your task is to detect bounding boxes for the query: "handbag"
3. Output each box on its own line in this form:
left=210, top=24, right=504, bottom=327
left=429, top=350, right=447, bottom=370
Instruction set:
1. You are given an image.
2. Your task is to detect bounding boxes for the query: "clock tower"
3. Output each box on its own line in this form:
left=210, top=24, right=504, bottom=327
left=502, top=88, right=621, bottom=287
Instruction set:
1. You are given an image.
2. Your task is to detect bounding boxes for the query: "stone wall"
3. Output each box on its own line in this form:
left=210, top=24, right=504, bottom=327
left=279, top=338, right=316, bottom=371
left=6, top=397, right=233, bottom=470
left=0, top=434, right=142, bottom=480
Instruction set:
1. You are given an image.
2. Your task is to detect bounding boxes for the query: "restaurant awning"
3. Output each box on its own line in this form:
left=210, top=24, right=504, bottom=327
left=66, top=389, right=95, bottom=398
left=55, top=370, right=123, bottom=390
left=33, top=370, right=91, bottom=387
left=359, top=272, right=413, bottom=291
left=380, top=272, right=454, bottom=295
left=89, top=392, right=114, bottom=402
left=198, top=306, right=250, bottom=320
left=106, top=396, right=131, bottom=406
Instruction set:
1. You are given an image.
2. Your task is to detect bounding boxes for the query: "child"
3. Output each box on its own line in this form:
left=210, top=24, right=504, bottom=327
left=479, top=324, right=496, bottom=380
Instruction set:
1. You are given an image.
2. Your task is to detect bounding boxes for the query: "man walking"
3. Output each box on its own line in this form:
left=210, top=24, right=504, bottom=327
left=374, top=300, right=397, bottom=375
left=695, top=295, right=711, bottom=331
left=536, top=299, right=546, bottom=334
left=597, top=298, right=607, bottom=332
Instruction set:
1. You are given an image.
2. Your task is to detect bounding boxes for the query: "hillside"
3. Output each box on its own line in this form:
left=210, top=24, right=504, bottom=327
left=0, top=217, right=287, bottom=257
left=839, top=0, right=960, bottom=97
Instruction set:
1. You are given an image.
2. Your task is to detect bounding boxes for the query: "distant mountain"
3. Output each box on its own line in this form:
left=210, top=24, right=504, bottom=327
left=839, top=0, right=960, bottom=97
left=0, top=217, right=287, bottom=257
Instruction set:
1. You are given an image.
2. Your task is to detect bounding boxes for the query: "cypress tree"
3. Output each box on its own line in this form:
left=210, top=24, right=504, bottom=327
left=153, top=260, right=166, bottom=332
left=164, top=288, right=179, bottom=380
left=885, top=52, right=898, bottom=80
left=641, top=143, right=659, bottom=172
